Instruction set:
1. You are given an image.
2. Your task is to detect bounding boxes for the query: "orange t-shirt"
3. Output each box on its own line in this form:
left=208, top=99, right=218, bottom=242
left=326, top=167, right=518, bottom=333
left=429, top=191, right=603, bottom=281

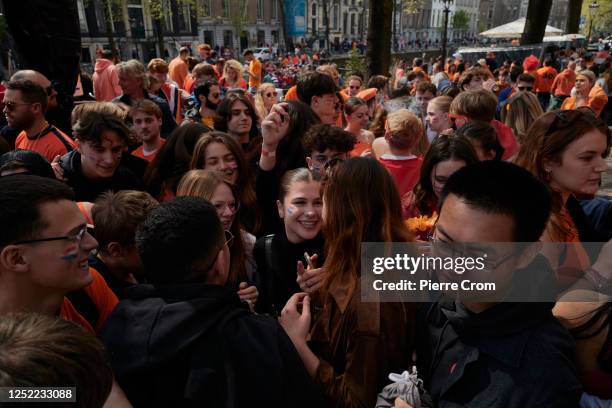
left=15, top=125, right=76, bottom=162
left=551, top=69, right=576, bottom=97
left=60, top=298, right=95, bottom=334
left=60, top=267, right=119, bottom=333
left=168, top=57, right=189, bottom=90
left=184, top=75, right=196, bottom=94
left=350, top=141, right=371, bottom=157
left=535, top=66, right=558, bottom=93
left=131, top=139, right=166, bottom=162
left=249, top=58, right=262, bottom=88
left=561, top=85, right=609, bottom=117
left=412, top=66, right=430, bottom=81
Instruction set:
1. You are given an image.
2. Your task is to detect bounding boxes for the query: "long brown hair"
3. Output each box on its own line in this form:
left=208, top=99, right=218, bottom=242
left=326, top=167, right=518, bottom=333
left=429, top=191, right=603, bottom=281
left=515, top=110, right=611, bottom=241
left=190, top=131, right=260, bottom=234
left=321, top=158, right=413, bottom=299
left=501, top=91, right=544, bottom=144
left=176, top=169, right=248, bottom=288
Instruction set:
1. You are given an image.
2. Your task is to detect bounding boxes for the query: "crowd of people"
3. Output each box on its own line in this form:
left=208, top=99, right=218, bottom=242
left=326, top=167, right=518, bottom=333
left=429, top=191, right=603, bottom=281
left=0, top=40, right=611, bottom=408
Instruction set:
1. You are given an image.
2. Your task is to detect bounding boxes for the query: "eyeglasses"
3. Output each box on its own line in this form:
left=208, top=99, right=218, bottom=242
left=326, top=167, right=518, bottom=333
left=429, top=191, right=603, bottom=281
left=265, top=92, right=278, bottom=97
left=14, top=224, right=88, bottom=246
left=545, top=109, right=601, bottom=138
left=214, top=201, right=240, bottom=214
left=3, top=101, right=32, bottom=111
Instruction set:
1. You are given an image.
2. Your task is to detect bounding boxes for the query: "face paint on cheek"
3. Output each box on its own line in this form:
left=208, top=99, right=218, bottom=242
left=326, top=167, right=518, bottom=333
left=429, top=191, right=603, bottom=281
left=60, top=251, right=79, bottom=262
left=287, top=205, right=297, bottom=216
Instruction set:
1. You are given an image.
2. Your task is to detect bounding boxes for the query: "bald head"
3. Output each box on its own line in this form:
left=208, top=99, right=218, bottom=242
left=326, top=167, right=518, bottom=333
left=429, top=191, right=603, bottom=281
left=10, top=70, right=57, bottom=108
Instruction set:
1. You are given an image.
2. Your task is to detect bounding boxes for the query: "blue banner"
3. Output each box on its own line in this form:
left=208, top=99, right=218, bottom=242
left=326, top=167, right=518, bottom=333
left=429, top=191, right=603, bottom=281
left=285, top=0, right=306, bottom=36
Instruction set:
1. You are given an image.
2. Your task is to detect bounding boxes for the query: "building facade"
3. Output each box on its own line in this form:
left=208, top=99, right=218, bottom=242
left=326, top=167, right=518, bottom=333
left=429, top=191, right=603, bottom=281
left=77, top=0, right=282, bottom=63
left=305, top=0, right=369, bottom=50
left=429, top=0, right=480, bottom=43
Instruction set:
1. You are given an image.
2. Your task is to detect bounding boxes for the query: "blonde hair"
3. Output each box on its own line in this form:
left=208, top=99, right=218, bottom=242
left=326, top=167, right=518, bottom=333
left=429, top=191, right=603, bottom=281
left=428, top=96, right=452, bottom=114
left=176, top=169, right=224, bottom=198
left=116, top=59, right=149, bottom=89
left=223, top=59, right=244, bottom=81
left=501, top=91, right=543, bottom=144
left=176, top=169, right=248, bottom=287
left=386, top=109, right=424, bottom=151
left=254, top=83, right=276, bottom=120
left=316, top=64, right=340, bottom=83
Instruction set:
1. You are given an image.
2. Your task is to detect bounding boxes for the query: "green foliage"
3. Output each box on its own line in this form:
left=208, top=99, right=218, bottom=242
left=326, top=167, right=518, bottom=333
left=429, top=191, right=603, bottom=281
left=452, top=9, right=470, bottom=30
left=228, top=0, right=249, bottom=34
left=345, top=48, right=365, bottom=77
left=402, top=0, right=425, bottom=14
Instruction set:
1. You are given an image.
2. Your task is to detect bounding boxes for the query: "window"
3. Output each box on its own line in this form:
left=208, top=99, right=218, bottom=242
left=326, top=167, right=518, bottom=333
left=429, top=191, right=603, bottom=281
left=204, top=30, right=214, bottom=45
left=333, top=4, right=339, bottom=29
left=223, top=30, right=234, bottom=47
left=257, top=30, right=265, bottom=46
left=272, top=30, right=279, bottom=44
left=257, top=0, right=263, bottom=19
left=343, top=12, right=348, bottom=34
left=202, top=0, right=211, bottom=16
left=223, top=0, right=230, bottom=17
left=127, top=0, right=145, bottom=38
left=271, top=0, right=278, bottom=20
left=312, top=3, right=317, bottom=16
left=312, top=17, right=317, bottom=34
left=351, top=13, right=356, bottom=35
left=81, top=47, right=92, bottom=63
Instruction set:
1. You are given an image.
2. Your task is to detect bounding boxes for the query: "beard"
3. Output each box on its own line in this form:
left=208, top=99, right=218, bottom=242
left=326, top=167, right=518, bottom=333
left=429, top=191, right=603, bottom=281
left=205, top=99, right=218, bottom=110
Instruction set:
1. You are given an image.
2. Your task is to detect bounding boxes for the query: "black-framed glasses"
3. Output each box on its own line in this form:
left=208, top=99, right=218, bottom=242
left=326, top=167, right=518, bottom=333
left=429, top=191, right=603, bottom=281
left=517, top=86, right=533, bottom=91
left=13, top=225, right=88, bottom=246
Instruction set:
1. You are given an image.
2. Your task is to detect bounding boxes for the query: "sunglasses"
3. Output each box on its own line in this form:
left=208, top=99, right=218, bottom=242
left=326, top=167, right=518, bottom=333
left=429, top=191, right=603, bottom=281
left=545, top=109, right=601, bottom=138
left=3, top=101, right=33, bottom=111
left=265, top=91, right=278, bottom=97
left=349, top=86, right=360, bottom=89
left=517, top=86, right=533, bottom=91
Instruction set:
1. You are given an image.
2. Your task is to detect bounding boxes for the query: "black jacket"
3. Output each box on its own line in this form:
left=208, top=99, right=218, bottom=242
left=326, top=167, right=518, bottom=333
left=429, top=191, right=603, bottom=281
left=418, top=294, right=582, bottom=407
left=59, top=150, right=143, bottom=202
left=254, top=231, right=324, bottom=316
left=99, top=283, right=323, bottom=408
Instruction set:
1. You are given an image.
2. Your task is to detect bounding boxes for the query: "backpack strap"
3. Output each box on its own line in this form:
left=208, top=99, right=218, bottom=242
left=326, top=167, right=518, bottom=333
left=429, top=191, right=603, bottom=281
left=264, top=234, right=280, bottom=316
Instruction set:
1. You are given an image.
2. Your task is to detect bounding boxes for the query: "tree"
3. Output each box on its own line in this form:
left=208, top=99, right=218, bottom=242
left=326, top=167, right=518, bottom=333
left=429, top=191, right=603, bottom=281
left=402, top=0, right=425, bottom=14
left=521, top=0, right=553, bottom=45
left=229, top=0, right=249, bottom=49
left=452, top=9, right=469, bottom=38
left=366, top=0, right=393, bottom=78
left=566, top=0, right=584, bottom=34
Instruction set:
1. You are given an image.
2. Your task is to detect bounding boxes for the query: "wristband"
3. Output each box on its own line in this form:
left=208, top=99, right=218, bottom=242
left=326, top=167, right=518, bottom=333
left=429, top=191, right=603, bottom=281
left=261, top=147, right=276, bottom=158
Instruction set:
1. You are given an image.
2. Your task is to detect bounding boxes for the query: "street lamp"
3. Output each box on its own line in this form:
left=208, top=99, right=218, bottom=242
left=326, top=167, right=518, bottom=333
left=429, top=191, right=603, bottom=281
left=441, top=0, right=453, bottom=60
left=588, top=1, right=599, bottom=42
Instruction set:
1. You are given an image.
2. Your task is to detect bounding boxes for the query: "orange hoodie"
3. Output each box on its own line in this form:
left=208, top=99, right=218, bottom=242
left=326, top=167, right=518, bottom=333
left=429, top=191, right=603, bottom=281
left=93, top=59, right=122, bottom=102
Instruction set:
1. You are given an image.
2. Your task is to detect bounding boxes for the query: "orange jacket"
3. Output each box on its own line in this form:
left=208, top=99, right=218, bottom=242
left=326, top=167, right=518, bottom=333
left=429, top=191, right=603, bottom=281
left=561, top=85, right=609, bottom=117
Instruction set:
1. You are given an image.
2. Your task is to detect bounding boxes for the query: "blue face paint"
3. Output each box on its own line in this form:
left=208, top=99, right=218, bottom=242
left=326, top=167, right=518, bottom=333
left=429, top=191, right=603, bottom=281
left=60, top=251, right=78, bottom=261
left=287, top=205, right=296, bottom=216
